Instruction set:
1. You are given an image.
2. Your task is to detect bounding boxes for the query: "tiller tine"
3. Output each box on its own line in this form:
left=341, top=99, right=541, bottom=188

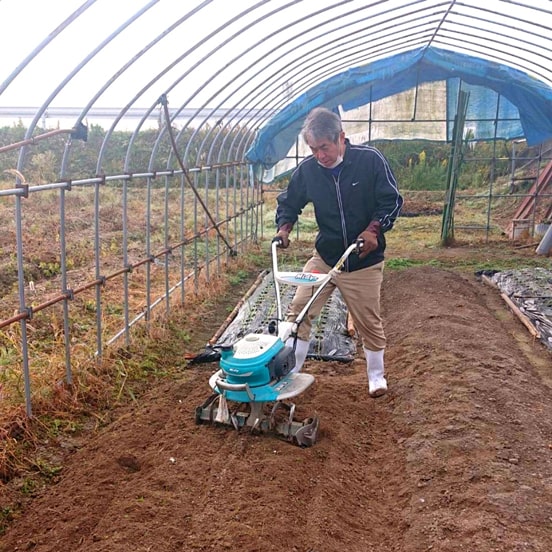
left=195, top=396, right=319, bottom=447
left=294, top=417, right=320, bottom=447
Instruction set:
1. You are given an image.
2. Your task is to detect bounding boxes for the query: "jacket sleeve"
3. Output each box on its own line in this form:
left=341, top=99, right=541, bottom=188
left=275, top=169, right=308, bottom=230
left=371, top=151, right=403, bottom=232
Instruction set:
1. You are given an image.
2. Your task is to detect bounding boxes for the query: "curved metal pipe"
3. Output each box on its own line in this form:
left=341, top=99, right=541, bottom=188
left=179, top=0, right=441, bottom=167
left=202, top=13, right=442, bottom=166
left=175, top=0, right=404, bottom=167
left=17, top=0, right=160, bottom=175
left=209, top=33, right=431, bottom=158
left=0, top=0, right=98, bottom=97
left=147, top=0, right=286, bottom=172
left=64, top=3, right=165, bottom=177
left=87, top=0, right=217, bottom=174
left=119, top=0, right=270, bottom=174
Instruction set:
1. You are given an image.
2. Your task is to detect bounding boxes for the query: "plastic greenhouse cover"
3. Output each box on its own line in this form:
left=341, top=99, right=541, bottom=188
left=1, top=1, right=551, bottom=169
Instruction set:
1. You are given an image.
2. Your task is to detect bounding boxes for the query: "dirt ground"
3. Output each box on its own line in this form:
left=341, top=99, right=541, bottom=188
left=1, top=251, right=552, bottom=550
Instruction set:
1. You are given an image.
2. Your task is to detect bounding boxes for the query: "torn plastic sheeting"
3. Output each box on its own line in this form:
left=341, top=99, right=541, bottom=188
left=214, top=270, right=356, bottom=362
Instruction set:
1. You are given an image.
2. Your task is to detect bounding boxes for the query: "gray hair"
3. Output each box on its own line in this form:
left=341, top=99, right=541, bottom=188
left=301, top=107, right=342, bottom=144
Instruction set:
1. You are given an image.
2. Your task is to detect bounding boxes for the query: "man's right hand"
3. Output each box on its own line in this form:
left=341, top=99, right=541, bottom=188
left=273, top=223, right=294, bottom=248
left=357, top=220, right=381, bottom=259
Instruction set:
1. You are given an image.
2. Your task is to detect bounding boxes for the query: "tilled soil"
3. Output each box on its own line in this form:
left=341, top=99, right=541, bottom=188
left=1, top=266, right=551, bottom=552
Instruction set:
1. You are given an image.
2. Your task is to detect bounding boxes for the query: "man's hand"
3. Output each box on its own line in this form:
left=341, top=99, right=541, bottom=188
left=357, top=221, right=381, bottom=259
left=273, top=223, right=294, bottom=248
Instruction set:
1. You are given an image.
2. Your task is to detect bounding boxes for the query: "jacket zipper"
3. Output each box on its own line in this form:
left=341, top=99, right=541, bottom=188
left=332, top=173, right=350, bottom=271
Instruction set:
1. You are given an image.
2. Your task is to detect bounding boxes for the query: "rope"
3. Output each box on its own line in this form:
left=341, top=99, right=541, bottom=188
left=158, top=94, right=237, bottom=256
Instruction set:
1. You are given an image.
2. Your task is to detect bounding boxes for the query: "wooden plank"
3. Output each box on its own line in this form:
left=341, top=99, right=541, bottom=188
left=507, top=160, right=552, bottom=238
left=500, top=292, right=541, bottom=339
left=347, top=312, right=356, bottom=337
left=481, top=274, right=498, bottom=288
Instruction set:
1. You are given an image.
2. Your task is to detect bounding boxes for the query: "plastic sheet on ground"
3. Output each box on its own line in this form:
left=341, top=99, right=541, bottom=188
left=491, top=267, right=552, bottom=351
left=215, top=270, right=356, bottom=362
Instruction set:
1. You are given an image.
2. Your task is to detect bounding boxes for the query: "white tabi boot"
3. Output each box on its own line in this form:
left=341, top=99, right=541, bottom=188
left=364, top=347, right=387, bottom=397
left=286, top=338, right=310, bottom=374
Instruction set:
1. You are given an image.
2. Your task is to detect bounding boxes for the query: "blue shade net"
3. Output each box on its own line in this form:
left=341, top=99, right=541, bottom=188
left=246, top=47, right=552, bottom=170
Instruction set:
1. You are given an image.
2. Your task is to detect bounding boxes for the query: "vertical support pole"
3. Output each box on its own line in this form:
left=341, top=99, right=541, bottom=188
left=179, top=172, right=186, bottom=305
left=509, top=141, right=517, bottom=194
left=441, top=87, right=469, bottom=245
left=193, top=171, right=199, bottom=293
left=213, top=167, right=221, bottom=271
left=412, top=74, right=420, bottom=122
left=244, top=163, right=251, bottom=249
left=59, top=185, right=73, bottom=383
left=94, top=178, right=103, bottom=358
left=225, top=166, right=231, bottom=252
left=14, top=184, right=33, bottom=417
left=145, top=175, right=153, bottom=329
left=232, top=165, right=238, bottom=255
left=251, top=164, right=260, bottom=243
left=259, top=165, right=264, bottom=241
left=368, top=85, right=373, bottom=144
left=122, top=176, right=130, bottom=345
left=203, top=169, right=210, bottom=283
left=486, top=93, right=501, bottom=242
left=533, top=143, right=544, bottom=235
left=163, top=173, right=171, bottom=314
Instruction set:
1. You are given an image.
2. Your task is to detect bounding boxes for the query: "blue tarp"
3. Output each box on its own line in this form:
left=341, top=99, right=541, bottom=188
left=246, top=46, right=552, bottom=169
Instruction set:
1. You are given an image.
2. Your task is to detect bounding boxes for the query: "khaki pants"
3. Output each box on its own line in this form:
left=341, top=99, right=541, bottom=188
left=286, top=251, right=386, bottom=351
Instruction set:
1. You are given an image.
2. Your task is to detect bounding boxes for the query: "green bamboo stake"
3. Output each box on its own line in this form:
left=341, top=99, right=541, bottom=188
left=441, top=89, right=470, bottom=245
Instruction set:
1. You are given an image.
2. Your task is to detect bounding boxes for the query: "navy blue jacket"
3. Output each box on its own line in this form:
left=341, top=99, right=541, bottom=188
left=276, top=139, right=403, bottom=271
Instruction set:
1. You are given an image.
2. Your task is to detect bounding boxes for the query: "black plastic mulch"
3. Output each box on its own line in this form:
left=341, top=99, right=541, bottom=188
left=491, top=267, right=552, bottom=351
left=213, top=270, right=357, bottom=362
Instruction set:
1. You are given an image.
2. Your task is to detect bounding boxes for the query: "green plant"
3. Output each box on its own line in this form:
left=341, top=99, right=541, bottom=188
left=386, top=258, right=425, bottom=270
left=38, top=260, right=61, bottom=278
left=32, top=458, right=62, bottom=479
left=386, top=257, right=443, bottom=270
left=20, top=477, right=38, bottom=496
left=49, top=417, right=81, bottom=436
left=228, top=269, right=248, bottom=285
left=0, top=507, right=14, bottom=535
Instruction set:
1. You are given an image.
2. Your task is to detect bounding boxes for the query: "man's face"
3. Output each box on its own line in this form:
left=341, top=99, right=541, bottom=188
left=306, top=131, right=345, bottom=168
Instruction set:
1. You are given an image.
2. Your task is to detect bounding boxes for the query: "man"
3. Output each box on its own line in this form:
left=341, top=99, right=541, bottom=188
left=274, top=107, right=403, bottom=397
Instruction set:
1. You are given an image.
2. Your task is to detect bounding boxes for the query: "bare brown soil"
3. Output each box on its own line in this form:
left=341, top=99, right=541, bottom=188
left=1, top=241, right=551, bottom=551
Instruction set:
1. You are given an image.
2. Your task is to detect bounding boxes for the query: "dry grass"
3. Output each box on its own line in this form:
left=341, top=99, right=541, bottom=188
left=0, top=181, right=264, bottom=502
left=0, top=243, right=268, bottom=535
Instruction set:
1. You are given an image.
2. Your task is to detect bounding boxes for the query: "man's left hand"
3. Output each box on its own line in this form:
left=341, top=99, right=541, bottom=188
left=356, top=221, right=381, bottom=259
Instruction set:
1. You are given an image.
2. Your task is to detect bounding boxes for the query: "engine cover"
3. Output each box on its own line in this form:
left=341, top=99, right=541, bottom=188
left=220, top=334, right=284, bottom=388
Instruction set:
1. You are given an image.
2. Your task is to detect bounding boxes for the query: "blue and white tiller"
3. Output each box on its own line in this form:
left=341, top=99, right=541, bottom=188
left=195, top=238, right=362, bottom=447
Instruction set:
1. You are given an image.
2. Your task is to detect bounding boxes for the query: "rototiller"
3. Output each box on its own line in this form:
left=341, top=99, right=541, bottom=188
left=195, top=238, right=361, bottom=447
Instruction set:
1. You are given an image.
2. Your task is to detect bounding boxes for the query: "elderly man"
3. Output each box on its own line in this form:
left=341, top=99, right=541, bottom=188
left=274, top=107, right=403, bottom=397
